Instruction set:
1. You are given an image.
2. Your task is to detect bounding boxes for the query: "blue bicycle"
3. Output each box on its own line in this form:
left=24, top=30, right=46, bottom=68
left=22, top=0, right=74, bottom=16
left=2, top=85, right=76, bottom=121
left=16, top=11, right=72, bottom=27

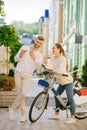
left=29, top=66, right=87, bottom=122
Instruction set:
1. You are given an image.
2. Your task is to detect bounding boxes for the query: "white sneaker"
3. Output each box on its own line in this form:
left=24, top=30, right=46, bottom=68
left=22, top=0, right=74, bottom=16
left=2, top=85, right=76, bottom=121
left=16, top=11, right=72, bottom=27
left=20, top=115, right=27, bottom=122
left=9, top=108, right=14, bottom=120
left=65, top=118, right=76, bottom=124
left=48, top=114, right=59, bottom=120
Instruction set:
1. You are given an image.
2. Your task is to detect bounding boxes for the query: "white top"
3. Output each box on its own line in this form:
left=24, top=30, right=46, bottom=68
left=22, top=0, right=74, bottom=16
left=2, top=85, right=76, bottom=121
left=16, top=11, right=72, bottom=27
left=14, top=45, right=43, bottom=74
left=49, top=55, right=73, bottom=85
left=51, top=55, right=67, bottom=74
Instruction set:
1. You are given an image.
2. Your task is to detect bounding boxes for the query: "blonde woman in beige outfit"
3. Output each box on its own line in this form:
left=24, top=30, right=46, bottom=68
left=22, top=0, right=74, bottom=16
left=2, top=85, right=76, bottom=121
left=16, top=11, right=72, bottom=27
left=44, top=43, right=76, bottom=124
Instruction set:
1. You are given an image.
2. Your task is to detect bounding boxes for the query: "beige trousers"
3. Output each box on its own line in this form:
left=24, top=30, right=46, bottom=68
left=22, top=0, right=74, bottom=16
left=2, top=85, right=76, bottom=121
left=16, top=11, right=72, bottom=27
left=11, top=70, right=32, bottom=115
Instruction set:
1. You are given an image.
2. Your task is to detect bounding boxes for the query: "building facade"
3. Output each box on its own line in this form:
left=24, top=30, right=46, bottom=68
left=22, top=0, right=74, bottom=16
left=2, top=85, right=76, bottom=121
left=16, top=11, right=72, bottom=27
left=38, top=0, right=63, bottom=56
left=48, top=0, right=63, bottom=54
left=38, top=10, right=49, bottom=55
left=63, top=0, right=87, bottom=72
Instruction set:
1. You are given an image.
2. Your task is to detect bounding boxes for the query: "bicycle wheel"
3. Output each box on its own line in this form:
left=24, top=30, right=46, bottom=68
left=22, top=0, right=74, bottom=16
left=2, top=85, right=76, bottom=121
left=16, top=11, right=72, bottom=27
left=29, top=91, right=49, bottom=122
left=75, top=88, right=87, bottom=119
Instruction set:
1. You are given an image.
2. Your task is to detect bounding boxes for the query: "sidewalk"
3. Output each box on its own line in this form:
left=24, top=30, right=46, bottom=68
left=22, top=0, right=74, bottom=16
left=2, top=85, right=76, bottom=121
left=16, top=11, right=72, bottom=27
left=0, top=107, right=87, bottom=130
left=0, top=77, right=87, bottom=130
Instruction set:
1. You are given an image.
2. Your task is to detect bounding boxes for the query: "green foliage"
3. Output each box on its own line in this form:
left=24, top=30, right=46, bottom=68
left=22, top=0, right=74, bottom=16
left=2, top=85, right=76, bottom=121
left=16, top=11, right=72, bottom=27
left=8, top=69, right=14, bottom=77
left=0, top=0, right=6, bottom=16
left=81, top=59, right=87, bottom=87
left=38, top=71, right=49, bottom=77
left=0, top=25, right=22, bottom=66
left=0, top=25, right=20, bottom=46
left=11, top=21, right=39, bottom=35
left=10, top=42, right=22, bottom=66
left=72, top=65, right=78, bottom=79
left=0, top=75, right=3, bottom=86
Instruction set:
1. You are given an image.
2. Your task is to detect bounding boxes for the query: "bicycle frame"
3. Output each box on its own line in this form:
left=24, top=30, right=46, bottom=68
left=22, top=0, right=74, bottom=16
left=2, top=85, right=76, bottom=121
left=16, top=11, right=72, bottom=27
left=38, top=73, right=69, bottom=109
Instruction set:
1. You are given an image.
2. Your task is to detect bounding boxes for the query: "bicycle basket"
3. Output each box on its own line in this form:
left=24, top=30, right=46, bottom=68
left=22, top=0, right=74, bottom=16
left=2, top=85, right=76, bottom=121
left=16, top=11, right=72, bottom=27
left=38, top=79, right=49, bottom=88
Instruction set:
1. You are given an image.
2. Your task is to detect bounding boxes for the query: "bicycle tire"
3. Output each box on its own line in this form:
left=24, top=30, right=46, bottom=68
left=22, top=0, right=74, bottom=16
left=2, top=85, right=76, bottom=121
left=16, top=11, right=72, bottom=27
left=75, top=88, right=87, bottom=119
left=29, top=91, right=49, bottom=122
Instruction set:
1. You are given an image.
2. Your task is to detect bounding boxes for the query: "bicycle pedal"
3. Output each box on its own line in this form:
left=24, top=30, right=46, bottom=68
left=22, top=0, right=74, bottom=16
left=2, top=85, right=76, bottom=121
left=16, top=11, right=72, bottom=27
left=53, top=107, right=60, bottom=111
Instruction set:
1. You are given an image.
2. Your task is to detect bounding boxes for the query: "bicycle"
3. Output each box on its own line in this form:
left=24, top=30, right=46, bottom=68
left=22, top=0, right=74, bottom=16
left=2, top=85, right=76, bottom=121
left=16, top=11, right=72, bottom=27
left=29, top=65, right=87, bottom=123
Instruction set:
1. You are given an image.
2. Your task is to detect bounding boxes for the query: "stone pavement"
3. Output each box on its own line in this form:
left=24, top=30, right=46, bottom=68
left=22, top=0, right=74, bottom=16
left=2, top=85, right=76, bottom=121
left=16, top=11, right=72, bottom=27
left=0, top=107, right=87, bottom=130
left=0, top=77, right=87, bottom=130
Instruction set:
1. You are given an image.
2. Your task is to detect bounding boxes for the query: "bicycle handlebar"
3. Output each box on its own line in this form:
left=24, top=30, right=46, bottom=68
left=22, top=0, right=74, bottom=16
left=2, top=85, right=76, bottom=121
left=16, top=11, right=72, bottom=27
left=41, top=64, right=69, bottom=77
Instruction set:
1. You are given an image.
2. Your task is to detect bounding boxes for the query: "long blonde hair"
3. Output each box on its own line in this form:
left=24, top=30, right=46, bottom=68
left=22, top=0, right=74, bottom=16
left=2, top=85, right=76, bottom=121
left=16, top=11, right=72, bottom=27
left=55, top=43, right=68, bottom=71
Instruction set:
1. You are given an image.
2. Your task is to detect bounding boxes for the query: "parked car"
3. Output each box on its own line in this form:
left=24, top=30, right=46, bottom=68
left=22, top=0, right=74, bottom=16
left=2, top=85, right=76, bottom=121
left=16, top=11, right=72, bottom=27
left=20, top=33, right=34, bottom=45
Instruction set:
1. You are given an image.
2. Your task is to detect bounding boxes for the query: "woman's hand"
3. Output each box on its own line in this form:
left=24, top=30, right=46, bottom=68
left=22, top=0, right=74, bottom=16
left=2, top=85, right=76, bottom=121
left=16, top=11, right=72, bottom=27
left=43, top=55, right=50, bottom=64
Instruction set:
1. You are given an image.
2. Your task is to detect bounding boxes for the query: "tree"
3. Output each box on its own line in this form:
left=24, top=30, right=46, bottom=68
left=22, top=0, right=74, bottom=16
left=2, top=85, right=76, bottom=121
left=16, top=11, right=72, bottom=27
left=12, top=21, right=39, bottom=36
left=0, top=25, right=19, bottom=46
left=0, top=0, right=6, bottom=16
left=0, top=25, right=22, bottom=74
left=10, top=42, right=22, bottom=66
left=72, top=65, right=78, bottom=79
left=81, top=59, right=87, bottom=87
